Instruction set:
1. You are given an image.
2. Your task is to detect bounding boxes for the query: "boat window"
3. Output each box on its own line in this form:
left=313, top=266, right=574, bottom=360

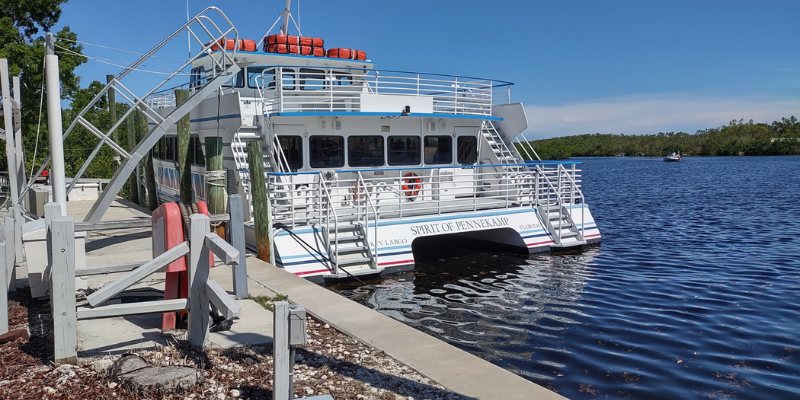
left=334, top=73, right=352, bottom=86
left=388, top=136, right=421, bottom=166
left=277, top=135, right=303, bottom=170
left=309, top=136, right=344, bottom=168
left=424, top=136, right=452, bottom=164
left=300, top=68, right=326, bottom=91
left=218, top=66, right=244, bottom=88
left=348, top=136, right=384, bottom=167
left=164, top=136, right=177, bottom=162
left=190, top=135, right=205, bottom=166
left=190, top=66, right=207, bottom=89
left=282, top=69, right=295, bottom=90
left=457, top=136, right=478, bottom=164
left=247, top=67, right=275, bottom=89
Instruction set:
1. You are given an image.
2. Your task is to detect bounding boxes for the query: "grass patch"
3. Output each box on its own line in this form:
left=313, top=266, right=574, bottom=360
left=249, top=293, right=289, bottom=311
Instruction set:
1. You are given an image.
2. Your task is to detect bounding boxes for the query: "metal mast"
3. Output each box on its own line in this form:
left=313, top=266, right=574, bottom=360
left=280, top=0, right=292, bottom=35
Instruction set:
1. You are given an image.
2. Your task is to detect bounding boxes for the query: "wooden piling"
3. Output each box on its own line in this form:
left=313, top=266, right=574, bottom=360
left=138, top=108, right=158, bottom=209
left=125, top=114, right=139, bottom=203
left=205, top=137, right=226, bottom=236
left=175, top=89, right=193, bottom=204
left=246, top=141, right=270, bottom=261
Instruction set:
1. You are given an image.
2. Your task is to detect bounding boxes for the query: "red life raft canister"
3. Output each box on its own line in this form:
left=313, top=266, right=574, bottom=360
left=326, top=48, right=367, bottom=61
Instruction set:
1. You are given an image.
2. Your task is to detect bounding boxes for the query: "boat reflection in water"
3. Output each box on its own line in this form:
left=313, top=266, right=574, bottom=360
left=330, top=234, right=599, bottom=382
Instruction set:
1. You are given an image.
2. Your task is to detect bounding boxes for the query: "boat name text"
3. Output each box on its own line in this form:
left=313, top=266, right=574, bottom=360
left=410, top=217, right=510, bottom=236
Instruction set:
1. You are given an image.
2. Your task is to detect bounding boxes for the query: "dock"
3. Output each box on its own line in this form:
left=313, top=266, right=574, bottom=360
left=65, top=199, right=564, bottom=400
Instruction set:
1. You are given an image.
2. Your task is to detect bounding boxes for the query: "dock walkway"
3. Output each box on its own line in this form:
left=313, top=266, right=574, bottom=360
left=68, top=199, right=563, bottom=400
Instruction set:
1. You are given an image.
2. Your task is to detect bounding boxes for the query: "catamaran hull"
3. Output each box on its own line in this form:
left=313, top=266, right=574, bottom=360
left=245, top=204, right=600, bottom=280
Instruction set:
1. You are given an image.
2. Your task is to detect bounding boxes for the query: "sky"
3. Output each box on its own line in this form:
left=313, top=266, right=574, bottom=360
left=54, top=0, right=800, bottom=137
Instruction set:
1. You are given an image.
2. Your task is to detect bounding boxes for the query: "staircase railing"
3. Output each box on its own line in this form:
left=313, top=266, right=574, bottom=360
left=356, top=172, right=379, bottom=269
left=557, top=163, right=585, bottom=240
left=318, top=173, right=340, bottom=275
left=271, top=135, right=292, bottom=173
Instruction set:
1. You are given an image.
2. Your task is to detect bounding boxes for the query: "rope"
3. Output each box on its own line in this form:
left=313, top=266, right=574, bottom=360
left=56, top=36, right=188, bottom=65
left=205, top=170, right=226, bottom=187
left=54, top=44, right=193, bottom=76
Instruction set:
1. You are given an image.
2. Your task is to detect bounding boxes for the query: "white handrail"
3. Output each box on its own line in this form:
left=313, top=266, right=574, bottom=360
left=357, top=172, right=379, bottom=269
left=317, top=173, right=339, bottom=274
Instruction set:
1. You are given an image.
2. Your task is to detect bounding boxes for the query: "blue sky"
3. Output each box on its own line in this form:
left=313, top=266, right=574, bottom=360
left=55, top=0, right=799, bottom=137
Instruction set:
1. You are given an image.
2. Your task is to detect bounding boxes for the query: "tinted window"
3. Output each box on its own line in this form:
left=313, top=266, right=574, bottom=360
left=277, top=135, right=303, bottom=170
left=457, top=136, right=478, bottom=164
left=388, top=136, right=421, bottom=166
left=282, top=69, right=295, bottom=90
left=300, top=68, right=326, bottom=91
left=348, top=136, right=384, bottom=167
left=334, top=73, right=352, bottom=86
left=309, top=136, right=344, bottom=168
left=424, top=136, right=452, bottom=164
left=190, top=136, right=205, bottom=166
left=248, top=67, right=275, bottom=89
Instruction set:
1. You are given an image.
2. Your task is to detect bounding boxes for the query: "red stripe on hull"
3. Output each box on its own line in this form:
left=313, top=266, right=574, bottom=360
left=378, top=259, right=415, bottom=266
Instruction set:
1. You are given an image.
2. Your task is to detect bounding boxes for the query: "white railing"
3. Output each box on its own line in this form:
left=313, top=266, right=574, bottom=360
left=266, top=162, right=582, bottom=228
left=317, top=175, right=339, bottom=274
left=356, top=172, right=379, bottom=268
left=254, top=66, right=513, bottom=117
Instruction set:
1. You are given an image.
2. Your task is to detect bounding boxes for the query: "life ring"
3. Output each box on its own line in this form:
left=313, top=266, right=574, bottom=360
left=402, top=172, right=422, bottom=200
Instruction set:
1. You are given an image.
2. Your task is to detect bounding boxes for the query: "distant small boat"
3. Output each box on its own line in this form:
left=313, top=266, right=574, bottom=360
left=664, top=154, right=682, bottom=162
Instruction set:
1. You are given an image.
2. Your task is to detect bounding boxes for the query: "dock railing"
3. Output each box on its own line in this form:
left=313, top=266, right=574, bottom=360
left=267, top=162, right=582, bottom=228
left=45, top=195, right=248, bottom=363
left=254, top=66, right=513, bottom=117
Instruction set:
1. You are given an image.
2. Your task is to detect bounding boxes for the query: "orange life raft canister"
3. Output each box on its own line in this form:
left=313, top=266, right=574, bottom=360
left=326, top=48, right=367, bottom=61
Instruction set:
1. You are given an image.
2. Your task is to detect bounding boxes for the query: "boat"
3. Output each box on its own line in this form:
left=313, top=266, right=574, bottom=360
left=664, top=153, right=682, bottom=162
left=140, top=2, right=602, bottom=280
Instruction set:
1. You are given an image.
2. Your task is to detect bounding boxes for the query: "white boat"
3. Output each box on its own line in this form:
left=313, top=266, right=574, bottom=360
left=139, top=3, right=602, bottom=280
left=664, top=153, right=682, bottom=162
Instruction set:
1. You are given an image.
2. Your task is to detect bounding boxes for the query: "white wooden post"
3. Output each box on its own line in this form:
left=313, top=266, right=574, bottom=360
left=273, top=300, right=290, bottom=400
left=227, top=194, right=248, bottom=298
left=0, top=220, right=8, bottom=335
left=50, top=216, right=77, bottom=364
left=3, top=216, right=14, bottom=292
left=187, top=214, right=211, bottom=347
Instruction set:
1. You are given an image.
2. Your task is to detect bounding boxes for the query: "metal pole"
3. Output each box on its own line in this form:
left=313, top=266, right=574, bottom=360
left=273, top=301, right=290, bottom=400
left=11, top=76, right=25, bottom=202
left=280, top=0, right=292, bottom=35
left=45, top=34, right=67, bottom=214
left=0, top=60, right=19, bottom=209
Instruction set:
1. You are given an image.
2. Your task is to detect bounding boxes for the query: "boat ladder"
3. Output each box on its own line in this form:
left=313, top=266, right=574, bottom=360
left=319, top=173, right=379, bottom=278
left=535, top=164, right=586, bottom=248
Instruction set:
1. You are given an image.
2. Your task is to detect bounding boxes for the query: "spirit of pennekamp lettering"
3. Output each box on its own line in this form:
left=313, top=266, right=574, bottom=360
left=409, top=217, right=510, bottom=235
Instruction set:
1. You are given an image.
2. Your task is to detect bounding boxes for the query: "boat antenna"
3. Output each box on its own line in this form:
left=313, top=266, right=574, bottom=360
left=280, top=0, right=292, bottom=35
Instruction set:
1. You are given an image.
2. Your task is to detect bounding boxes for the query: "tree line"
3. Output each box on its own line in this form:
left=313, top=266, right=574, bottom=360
left=525, top=117, right=800, bottom=160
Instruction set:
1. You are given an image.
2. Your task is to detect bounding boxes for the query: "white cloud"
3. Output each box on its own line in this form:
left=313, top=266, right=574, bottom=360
left=523, top=93, right=800, bottom=138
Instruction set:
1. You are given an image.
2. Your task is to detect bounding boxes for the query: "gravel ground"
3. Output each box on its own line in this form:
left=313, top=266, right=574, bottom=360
left=0, top=292, right=467, bottom=400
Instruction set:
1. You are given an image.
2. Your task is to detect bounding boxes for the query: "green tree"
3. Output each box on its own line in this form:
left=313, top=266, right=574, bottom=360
left=0, top=0, right=86, bottom=171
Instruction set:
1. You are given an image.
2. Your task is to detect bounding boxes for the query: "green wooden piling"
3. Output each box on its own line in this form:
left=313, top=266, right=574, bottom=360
left=205, top=136, right=226, bottom=212
left=125, top=114, right=139, bottom=203
left=138, top=108, right=158, bottom=209
left=175, top=89, right=193, bottom=204
left=246, top=141, right=270, bottom=261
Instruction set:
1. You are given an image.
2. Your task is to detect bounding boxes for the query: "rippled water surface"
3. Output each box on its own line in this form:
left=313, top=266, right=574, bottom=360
left=329, top=156, right=800, bottom=399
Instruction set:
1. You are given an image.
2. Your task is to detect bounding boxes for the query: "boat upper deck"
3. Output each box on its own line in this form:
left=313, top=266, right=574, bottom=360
left=145, top=51, right=514, bottom=120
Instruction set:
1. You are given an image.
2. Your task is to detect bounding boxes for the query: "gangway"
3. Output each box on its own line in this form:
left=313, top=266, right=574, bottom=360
left=29, top=7, right=244, bottom=222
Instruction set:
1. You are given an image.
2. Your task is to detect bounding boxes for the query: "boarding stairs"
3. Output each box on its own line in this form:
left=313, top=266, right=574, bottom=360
left=319, top=174, right=379, bottom=278
left=480, top=121, right=537, bottom=201
left=28, top=7, right=244, bottom=222
left=535, top=164, right=586, bottom=248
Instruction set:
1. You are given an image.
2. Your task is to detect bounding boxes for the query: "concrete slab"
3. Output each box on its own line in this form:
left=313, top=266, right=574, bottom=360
left=231, top=258, right=566, bottom=400
left=77, top=299, right=273, bottom=356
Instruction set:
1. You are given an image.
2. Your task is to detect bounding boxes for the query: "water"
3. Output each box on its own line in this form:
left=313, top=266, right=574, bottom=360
left=329, top=156, right=800, bottom=399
